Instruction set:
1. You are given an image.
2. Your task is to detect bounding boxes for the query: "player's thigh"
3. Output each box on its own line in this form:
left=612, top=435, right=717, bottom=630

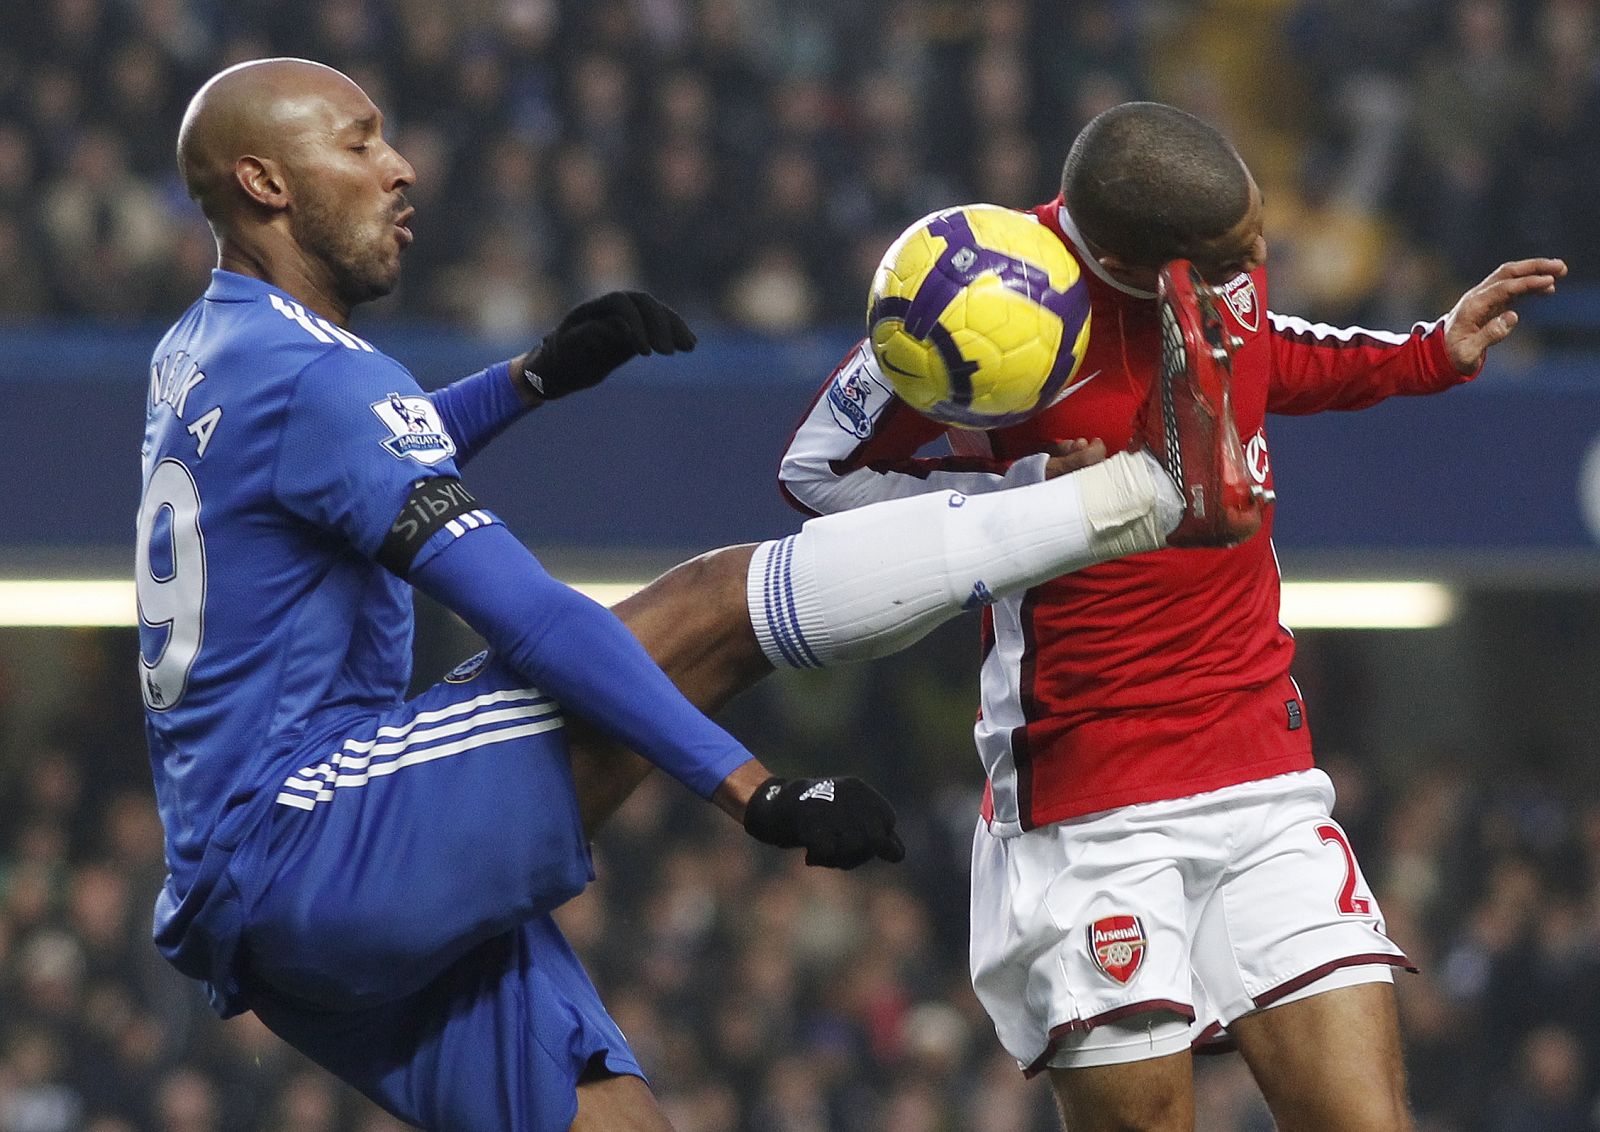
left=253, top=912, right=643, bottom=1132
left=1049, top=1049, right=1195, bottom=1132
left=573, top=1073, right=676, bottom=1132
left=1229, top=980, right=1411, bottom=1132
left=244, top=657, right=593, bottom=1008
left=567, top=544, right=769, bottom=837
left=1188, top=772, right=1408, bottom=1027
left=607, top=543, right=768, bottom=713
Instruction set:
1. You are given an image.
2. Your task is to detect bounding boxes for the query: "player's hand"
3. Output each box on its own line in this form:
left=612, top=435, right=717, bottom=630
left=1442, top=258, right=1566, bottom=375
left=743, top=776, right=906, bottom=868
left=1043, top=438, right=1107, bottom=479
left=520, top=291, right=696, bottom=399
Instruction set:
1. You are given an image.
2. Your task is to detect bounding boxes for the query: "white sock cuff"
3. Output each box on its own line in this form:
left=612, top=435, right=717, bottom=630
left=746, top=536, right=830, bottom=669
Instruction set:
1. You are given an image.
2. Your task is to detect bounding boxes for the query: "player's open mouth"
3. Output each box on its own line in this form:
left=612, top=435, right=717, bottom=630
left=394, top=207, right=415, bottom=248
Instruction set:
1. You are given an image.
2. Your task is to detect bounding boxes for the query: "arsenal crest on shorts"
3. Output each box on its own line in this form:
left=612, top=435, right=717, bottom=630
left=1088, top=915, right=1147, bottom=985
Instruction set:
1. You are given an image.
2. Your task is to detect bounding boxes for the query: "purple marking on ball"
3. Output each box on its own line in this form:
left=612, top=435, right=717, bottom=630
left=1033, top=283, right=1092, bottom=407
left=899, top=211, right=1087, bottom=340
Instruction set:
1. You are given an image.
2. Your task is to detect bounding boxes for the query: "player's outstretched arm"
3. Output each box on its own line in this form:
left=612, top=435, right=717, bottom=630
left=1267, top=257, right=1568, bottom=416
left=430, top=292, right=696, bottom=465
left=1442, top=257, right=1567, bottom=375
left=410, top=523, right=903, bottom=868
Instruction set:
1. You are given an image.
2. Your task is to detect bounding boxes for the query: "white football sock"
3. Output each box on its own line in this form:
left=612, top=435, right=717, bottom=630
left=748, top=449, right=1183, bottom=667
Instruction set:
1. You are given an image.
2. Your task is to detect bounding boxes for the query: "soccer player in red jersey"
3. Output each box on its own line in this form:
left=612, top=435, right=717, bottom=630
left=778, top=102, right=1565, bottom=1131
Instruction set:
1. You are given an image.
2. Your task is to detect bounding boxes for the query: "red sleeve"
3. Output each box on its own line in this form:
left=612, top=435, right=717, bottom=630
left=1266, top=314, right=1475, bottom=416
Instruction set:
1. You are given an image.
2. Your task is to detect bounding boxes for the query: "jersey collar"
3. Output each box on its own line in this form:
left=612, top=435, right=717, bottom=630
left=204, top=269, right=290, bottom=304
left=1053, top=203, right=1157, bottom=301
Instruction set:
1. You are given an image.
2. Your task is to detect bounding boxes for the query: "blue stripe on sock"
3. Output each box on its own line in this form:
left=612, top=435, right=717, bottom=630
left=763, top=539, right=804, bottom=668
left=778, top=536, right=823, bottom=669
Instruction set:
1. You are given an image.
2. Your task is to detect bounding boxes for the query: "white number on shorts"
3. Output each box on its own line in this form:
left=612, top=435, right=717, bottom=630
left=1316, top=823, right=1372, bottom=916
left=137, top=459, right=207, bottom=711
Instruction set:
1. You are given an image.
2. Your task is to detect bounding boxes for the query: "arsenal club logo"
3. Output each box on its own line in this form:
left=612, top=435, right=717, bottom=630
left=1220, top=274, right=1260, bottom=333
left=1088, top=915, right=1147, bottom=985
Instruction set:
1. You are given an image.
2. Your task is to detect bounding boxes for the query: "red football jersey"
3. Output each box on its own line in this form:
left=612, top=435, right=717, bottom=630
left=780, top=197, right=1472, bottom=834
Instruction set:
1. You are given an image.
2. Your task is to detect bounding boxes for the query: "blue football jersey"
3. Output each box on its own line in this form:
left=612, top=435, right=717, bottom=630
left=139, top=272, right=487, bottom=951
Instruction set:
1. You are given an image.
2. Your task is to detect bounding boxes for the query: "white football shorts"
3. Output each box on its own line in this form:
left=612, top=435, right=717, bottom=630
left=968, top=769, right=1410, bottom=1073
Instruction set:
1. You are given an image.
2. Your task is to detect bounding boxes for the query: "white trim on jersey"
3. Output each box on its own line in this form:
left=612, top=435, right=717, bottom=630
left=1266, top=312, right=1442, bottom=346
left=1268, top=538, right=1294, bottom=641
left=1053, top=205, right=1157, bottom=300
left=268, top=293, right=376, bottom=351
left=974, top=591, right=1031, bottom=831
left=314, top=317, right=375, bottom=352
left=276, top=687, right=561, bottom=810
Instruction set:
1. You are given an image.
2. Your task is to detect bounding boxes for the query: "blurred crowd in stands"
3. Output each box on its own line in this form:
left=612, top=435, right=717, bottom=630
left=3, top=619, right=1600, bottom=1132
left=0, top=0, right=1594, bottom=334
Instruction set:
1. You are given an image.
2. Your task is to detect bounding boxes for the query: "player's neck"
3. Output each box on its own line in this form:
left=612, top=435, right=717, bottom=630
left=217, top=237, right=354, bottom=328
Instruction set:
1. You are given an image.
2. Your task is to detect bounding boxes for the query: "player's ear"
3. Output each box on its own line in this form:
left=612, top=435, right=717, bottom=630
left=235, top=155, right=289, bottom=211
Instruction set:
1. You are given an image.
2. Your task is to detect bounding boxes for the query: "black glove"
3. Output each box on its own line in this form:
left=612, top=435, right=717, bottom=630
left=743, top=776, right=906, bottom=869
left=520, top=291, right=696, bottom=400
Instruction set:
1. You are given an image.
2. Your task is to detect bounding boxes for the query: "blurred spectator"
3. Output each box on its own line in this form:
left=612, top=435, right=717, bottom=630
left=1410, top=0, right=1536, bottom=280
left=1489, top=1026, right=1593, bottom=1132
left=41, top=129, right=174, bottom=318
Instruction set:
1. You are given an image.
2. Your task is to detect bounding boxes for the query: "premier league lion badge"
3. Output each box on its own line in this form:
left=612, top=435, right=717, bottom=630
left=826, top=353, right=893, bottom=439
left=371, top=393, right=457, bottom=466
left=1088, top=915, right=1147, bottom=985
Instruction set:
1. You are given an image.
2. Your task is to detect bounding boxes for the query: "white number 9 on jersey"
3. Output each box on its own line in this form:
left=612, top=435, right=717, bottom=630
left=137, top=459, right=207, bottom=711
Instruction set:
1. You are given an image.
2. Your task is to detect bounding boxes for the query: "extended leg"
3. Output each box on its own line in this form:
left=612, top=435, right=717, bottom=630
left=566, top=449, right=1181, bottom=835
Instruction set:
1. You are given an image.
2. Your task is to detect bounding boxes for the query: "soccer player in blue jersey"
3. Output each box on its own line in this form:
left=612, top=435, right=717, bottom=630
left=143, top=58, right=1236, bottom=1131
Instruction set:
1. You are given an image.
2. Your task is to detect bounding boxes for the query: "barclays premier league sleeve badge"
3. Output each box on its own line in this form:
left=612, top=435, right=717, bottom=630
left=826, top=349, right=894, bottom=439
left=371, top=393, right=457, bottom=465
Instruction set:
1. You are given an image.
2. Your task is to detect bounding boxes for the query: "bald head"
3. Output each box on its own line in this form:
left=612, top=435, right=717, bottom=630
left=177, top=58, right=416, bottom=321
left=177, top=58, right=372, bottom=222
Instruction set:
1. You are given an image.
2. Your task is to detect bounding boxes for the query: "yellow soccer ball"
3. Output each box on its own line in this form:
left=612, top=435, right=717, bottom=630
left=867, top=204, right=1092, bottom=429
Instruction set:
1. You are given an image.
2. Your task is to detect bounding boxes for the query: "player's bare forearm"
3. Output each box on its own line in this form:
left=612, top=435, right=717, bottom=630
left=1443, top=257, right=1567, bottom=374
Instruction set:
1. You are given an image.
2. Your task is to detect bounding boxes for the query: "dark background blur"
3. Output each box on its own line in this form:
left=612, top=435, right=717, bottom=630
left=3, top=1, right=1600, bottom=1130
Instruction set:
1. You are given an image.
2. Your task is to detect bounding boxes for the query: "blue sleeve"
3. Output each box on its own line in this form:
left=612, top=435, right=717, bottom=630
left=429, top=360, right=534, bottom=466
left=272, top=350, right=464, bottom=557
left=411, top=523, right=755, bottom=798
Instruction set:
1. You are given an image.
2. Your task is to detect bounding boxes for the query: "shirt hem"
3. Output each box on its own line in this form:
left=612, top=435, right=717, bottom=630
left=986, top=754, right=1316, bottom=835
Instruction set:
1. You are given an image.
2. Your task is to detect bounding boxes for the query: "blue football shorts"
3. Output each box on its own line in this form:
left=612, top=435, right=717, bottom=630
left=232, top=652, right=642, bottom=1131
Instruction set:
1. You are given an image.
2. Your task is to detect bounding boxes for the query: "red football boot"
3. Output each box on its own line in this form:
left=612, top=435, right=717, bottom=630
left=1134, top=259, right=1273, bottom=548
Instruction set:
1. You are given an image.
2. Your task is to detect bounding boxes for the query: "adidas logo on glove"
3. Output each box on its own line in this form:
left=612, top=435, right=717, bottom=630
left=798, top=779, right=837, bottom=803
